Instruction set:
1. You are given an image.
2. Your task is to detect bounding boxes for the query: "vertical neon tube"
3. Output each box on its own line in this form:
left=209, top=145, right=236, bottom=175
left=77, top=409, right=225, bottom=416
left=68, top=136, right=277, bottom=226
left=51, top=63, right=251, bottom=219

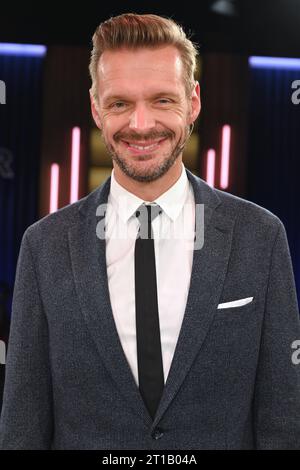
left=220, top=125, right=231, bottom=189
left=70, top=127, right=81, bottom=204
left=50, top=164, right=60, bottom=214
left=206, top=149, right=216, bottom=188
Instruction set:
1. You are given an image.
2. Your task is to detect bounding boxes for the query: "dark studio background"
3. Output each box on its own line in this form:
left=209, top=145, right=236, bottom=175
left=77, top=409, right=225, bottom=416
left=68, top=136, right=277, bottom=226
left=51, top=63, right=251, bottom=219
left=0, top=0, right=300, bottom=411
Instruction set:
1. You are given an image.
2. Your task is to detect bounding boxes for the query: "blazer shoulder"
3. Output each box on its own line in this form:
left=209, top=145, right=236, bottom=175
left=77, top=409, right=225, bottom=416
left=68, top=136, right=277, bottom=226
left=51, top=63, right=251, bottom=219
left=189, top=172, right=282, bottom=232
left=212, top=186, right=283, bottom=232
left=23, top=183, right=105, bottom=245
left=24, top=198, right=85, bottom=241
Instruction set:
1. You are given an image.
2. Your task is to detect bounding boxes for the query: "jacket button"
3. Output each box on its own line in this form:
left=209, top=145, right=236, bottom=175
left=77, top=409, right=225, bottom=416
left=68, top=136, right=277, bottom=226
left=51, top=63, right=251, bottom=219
left=152, top=428, right=164, bottom=440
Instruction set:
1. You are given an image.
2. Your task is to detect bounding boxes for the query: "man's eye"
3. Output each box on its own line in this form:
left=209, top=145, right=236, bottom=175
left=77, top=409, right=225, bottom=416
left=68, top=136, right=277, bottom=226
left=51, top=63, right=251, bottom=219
left=112, top=102, right=126, bottom=109
left=157, top=99, right=171, bottom=104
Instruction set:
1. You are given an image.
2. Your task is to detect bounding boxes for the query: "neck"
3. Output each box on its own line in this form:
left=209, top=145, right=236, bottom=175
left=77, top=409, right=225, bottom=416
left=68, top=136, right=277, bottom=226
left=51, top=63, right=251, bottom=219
left=113, top=159, right=183, bottom=202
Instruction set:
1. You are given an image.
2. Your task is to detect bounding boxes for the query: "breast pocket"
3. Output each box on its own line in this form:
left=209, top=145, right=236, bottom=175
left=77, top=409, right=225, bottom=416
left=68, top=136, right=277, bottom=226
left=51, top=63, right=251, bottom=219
left=213, top=297, right=256, bottom=322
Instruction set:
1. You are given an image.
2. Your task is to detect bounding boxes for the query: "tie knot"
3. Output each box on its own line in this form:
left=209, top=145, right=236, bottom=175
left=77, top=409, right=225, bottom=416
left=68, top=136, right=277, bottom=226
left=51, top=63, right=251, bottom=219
left=135, top=203, right=162, bottom=222
left=135, top=203, right=162, bottom=239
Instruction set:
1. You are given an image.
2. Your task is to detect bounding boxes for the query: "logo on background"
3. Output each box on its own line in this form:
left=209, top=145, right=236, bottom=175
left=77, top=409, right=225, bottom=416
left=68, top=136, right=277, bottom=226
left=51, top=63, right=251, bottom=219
left=0, top=340, right=6, bottom=365
left=291, top=340, right=300, bottom=365
left=291, top=80, right=300, bottom=105
left=0, top=80, right=6, bottom=104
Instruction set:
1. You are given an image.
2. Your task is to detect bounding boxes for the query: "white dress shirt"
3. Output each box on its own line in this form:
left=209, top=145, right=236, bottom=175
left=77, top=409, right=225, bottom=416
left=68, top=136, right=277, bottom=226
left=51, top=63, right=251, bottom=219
left=105, top=163, right=195, bottom=386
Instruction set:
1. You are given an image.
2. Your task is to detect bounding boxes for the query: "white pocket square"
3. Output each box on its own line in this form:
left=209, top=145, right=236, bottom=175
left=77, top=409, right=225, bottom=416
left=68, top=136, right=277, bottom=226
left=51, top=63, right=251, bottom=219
left=217, top=297, right=254, bottom=309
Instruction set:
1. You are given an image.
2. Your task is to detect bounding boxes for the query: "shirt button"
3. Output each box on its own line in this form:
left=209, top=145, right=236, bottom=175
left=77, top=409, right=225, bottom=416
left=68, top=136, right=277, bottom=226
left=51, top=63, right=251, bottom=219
left=152, top=428, right=164, bottom=440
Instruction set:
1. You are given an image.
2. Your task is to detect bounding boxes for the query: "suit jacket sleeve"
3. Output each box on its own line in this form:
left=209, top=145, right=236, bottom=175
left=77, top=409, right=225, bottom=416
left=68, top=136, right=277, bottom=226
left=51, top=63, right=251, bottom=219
left=0, top=230, right=53, bottom=449
left=254, top=220, right=300, bottom=449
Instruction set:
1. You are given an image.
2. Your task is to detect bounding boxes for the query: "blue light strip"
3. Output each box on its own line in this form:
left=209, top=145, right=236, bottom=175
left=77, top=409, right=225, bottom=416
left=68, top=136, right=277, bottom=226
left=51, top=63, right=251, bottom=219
left=249, top=56, right=300, bottom=70
left=0, top=43, right=47, bottom=57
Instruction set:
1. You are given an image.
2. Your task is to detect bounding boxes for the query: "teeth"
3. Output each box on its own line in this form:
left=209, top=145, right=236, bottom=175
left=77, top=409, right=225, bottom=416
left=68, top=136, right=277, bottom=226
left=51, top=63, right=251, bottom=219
left=129, top=142, right=159, bottom=150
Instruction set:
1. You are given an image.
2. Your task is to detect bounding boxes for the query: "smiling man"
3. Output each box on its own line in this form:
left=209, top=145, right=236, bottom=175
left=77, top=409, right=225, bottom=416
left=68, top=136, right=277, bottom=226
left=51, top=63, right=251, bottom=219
left=89, top=25, right=200, bottom=199
left=0, top=13, right=300, bottom=450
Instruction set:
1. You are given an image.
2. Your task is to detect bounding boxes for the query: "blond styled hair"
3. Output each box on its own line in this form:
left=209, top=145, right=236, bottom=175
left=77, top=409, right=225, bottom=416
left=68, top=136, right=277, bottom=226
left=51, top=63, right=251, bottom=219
left=89, top=13, right=199, bottom=101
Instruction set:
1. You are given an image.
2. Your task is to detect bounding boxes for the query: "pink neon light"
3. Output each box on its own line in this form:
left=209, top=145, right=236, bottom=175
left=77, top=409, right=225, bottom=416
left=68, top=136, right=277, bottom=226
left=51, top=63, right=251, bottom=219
left=50, top=164, right=60, bottom=214
left=220, top=125, right=231, bottom=189
left=70, top=127, right=81, bottom=204
left=206, top=149, right=216, bottom=188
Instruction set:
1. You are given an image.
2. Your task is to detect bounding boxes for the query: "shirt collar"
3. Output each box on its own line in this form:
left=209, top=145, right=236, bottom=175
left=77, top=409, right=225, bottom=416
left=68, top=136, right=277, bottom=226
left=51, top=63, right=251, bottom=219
left=109, top=163, right=189, bottom=224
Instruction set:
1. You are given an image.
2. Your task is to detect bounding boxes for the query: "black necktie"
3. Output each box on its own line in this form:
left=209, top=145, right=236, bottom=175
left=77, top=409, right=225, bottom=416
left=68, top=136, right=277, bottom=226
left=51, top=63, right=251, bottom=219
left=135, top=203, right=164, bottom=420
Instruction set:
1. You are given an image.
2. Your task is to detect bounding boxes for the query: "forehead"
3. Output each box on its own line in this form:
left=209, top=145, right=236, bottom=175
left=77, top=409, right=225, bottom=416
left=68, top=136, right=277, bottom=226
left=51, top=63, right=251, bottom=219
left=97, top=46, right=185, bottom=96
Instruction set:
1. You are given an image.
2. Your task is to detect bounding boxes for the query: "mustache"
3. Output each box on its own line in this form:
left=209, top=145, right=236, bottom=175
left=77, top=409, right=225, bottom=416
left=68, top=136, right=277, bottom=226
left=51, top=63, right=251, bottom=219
left=114, top=129, right=174, bottom=142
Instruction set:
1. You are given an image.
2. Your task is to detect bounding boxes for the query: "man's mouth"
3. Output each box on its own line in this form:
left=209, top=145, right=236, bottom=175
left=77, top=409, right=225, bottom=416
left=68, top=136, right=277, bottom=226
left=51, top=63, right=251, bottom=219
left=121, top=137, right=168, bottom=154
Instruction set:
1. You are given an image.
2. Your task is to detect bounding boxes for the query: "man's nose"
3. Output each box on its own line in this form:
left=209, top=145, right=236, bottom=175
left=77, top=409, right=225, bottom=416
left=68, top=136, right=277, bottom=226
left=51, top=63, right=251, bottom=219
left=129, top=103, right=156, bottom=131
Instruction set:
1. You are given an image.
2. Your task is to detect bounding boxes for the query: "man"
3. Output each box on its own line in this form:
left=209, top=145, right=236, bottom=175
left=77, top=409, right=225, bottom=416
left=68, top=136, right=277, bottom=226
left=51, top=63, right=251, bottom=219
left=0, top=13, right=300, bottom=450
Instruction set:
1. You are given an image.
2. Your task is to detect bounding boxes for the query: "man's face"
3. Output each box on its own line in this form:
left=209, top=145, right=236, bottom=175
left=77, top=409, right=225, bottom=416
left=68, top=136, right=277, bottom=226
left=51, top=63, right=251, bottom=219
left=91, top=46, right=200, bottom=182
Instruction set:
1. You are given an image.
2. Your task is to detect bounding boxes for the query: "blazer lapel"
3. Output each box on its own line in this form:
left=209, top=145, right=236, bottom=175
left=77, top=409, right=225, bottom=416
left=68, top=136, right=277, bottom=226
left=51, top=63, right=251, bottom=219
left=151, top=170, right=236, bottom=430
left=68, top=178, right=153, bottom=428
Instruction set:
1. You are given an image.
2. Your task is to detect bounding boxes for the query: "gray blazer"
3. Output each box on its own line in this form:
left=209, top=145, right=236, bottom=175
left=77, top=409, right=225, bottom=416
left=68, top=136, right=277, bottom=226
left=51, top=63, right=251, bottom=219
left=0, top=168, right=300, bottom=450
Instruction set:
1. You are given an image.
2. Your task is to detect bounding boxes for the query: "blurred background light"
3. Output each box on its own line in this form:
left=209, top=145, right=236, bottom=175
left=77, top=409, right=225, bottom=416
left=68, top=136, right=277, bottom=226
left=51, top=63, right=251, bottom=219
left=0, top=43, right=46, bottom=57
left=249, top=56, right=300, bottom=69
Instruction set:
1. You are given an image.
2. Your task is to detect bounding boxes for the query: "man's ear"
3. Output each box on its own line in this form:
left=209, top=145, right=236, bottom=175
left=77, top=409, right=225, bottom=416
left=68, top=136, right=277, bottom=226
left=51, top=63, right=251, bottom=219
left=189, top=81, right=201, bottom=124
left=89, top=89, right=102, bottom=130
